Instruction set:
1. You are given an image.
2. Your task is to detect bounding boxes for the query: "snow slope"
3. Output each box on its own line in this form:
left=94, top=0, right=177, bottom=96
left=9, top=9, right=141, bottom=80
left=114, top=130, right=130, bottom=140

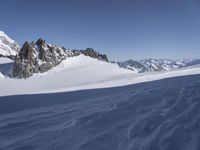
left=0, top=31, right=20, bottom=56
left=0, top=74, right=200, bottom=150
left=0, top=57, right=14, bottom=64
left=1, top=55, right=200, bottom=97
left=0, top=57, right=14, bottom=77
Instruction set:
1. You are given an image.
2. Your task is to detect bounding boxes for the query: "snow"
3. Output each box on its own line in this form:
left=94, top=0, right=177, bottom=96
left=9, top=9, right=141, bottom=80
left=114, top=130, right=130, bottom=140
left=0, top=31, right=16, bottom=44
left=126, top=65, right=141, bottom=73
left=1, top=55, right=200, bottom=97
left=0, top=55, right=200, bottom=150
left=138, top=58, right=195, bottom=72
left=0, top=72, right=4, bottom=78
left=0, top=74, right=200, bottom=150
left=0, top=57, right=14, bottom=77
left=0, top=57, right=14, bottom=64
left=0, top=31, right=20, bottom=56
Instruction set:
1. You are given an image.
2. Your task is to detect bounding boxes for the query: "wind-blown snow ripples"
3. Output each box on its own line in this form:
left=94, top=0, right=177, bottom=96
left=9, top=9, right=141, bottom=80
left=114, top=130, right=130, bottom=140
left=0, top=75, right=200, bottom=150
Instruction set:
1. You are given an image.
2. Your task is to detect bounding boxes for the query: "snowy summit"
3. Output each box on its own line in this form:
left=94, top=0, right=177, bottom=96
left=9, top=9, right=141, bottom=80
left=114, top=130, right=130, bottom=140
left=0, top=31, right=20, bottom=56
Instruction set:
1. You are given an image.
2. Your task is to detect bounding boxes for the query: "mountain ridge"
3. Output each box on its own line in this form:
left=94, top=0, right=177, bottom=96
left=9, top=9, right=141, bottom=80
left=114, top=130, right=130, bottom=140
left=116, top=58, right=199, bottom=73
left=0, top=31, right=20, bottom=57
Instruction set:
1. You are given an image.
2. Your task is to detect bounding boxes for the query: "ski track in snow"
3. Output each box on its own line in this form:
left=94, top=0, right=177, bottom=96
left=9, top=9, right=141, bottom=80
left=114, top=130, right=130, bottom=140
left=0, top=75, right=200, bottom=150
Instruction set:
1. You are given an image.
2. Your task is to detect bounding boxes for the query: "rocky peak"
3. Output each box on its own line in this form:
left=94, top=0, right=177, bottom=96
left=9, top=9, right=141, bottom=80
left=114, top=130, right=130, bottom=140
left=19, top=41, right=35, bottom=61
left=13, top=39, right=74, bottom=78
left=74, top=48, right=108, bottom=62
left=36, top=38, right=46, bottom=47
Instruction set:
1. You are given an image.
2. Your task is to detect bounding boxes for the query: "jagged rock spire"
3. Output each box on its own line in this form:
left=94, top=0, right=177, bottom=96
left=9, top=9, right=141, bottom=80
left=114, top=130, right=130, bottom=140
left=13, top=39, right=73, bottom=78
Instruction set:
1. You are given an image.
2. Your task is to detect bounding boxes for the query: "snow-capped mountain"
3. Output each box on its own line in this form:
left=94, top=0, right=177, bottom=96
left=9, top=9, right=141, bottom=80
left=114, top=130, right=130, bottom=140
left=118, top=58, right=199, bottom=73
left=117, top=59, right=148, bottom=73
left=139, top=58, right=194, bottom=71
left=0, top=31, right=20, bottom=56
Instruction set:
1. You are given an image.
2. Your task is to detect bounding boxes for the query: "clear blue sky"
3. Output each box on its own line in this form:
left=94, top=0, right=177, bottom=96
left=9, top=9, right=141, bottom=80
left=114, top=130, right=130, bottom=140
left=0, top=0, right=200, bottom=60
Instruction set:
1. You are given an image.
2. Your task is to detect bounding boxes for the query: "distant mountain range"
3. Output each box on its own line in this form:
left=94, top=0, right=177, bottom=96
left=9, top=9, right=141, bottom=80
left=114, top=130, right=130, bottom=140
left=0, top=31, right=200, bottom=78
left=115, top=58, right=199, bottom=73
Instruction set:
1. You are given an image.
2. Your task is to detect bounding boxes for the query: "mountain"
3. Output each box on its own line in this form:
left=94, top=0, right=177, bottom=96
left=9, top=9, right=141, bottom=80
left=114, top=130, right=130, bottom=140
left=139, top=58, right=193, bottom=71
left=0, top=31, right=20, bottom=57
left=117, top=59, right=148, bottom=73
left=118, top=58, right=198, bottom=73
left=12, top=38, right=109, bottom=78
left=13, top=39, right=74, bottom=78
left=0, top=31, right=109, bottom=78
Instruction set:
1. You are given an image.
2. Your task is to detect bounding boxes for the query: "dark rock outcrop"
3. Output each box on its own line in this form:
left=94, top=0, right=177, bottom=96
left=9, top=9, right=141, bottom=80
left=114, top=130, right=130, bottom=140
left=73, top=48, right=108, bottom=62
left=13, top=39, right=73, bottom=78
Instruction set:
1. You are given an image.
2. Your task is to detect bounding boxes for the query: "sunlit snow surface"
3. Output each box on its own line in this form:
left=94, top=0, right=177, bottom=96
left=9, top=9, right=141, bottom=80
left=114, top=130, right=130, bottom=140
left=1, top=55, right=200, bottom=96
left=0, top=75, right=200, bottom=150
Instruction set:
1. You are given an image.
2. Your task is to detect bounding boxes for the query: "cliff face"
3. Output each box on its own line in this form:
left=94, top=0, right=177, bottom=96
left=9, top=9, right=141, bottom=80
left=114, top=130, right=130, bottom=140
left=13, top=39, right=74, bottom=78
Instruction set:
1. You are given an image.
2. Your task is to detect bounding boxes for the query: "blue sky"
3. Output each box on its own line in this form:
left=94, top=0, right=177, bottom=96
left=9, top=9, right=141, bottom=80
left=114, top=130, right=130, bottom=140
left=0, top=0, right=200, bottom=60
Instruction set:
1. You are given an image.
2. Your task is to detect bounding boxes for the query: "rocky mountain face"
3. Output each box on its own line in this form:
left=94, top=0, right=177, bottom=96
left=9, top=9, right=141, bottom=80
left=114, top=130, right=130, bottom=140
left=13, top=39, right=74, bottom=78
left=12, top=39, right=109, bottom=78
left=0, top=31, right=20, bottom=57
